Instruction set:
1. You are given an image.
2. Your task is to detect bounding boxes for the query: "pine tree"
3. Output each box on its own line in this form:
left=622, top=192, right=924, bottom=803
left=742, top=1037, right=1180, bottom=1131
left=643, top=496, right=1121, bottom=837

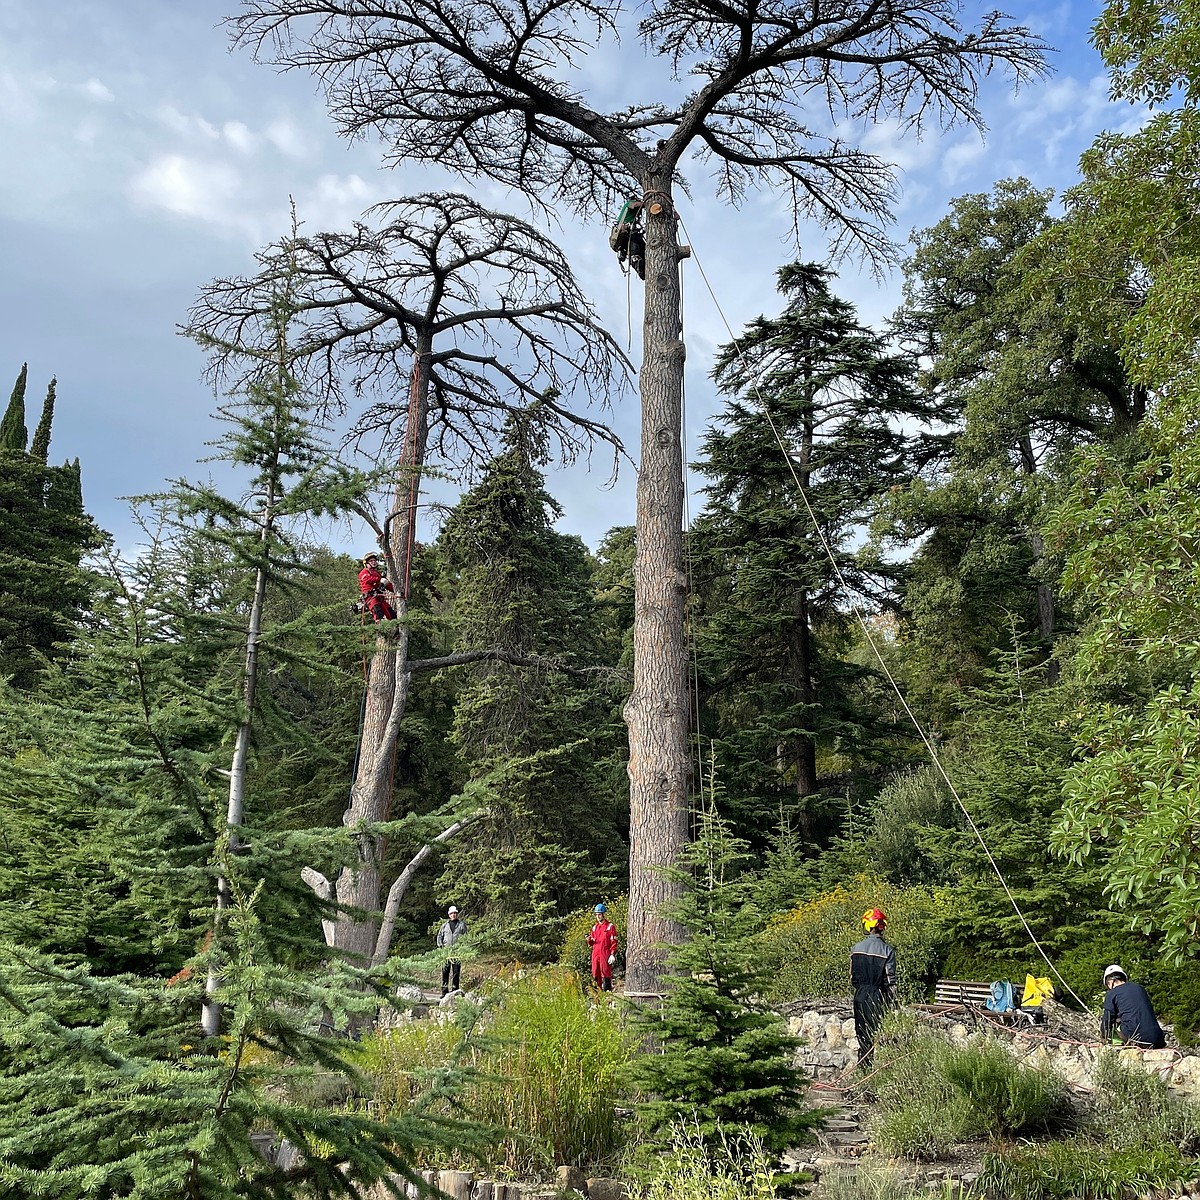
left=436, top=411, right=626, bottom=953
left=691, top=264, right=922, bottom=848
left=627, top=803, right=818, bottom=1159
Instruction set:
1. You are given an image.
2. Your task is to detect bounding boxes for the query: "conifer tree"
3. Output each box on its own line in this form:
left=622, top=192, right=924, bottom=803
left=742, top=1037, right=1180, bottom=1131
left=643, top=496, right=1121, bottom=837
left=30, top=377, right=55, bottom=463
left=0, top=365, right=99, bottom=689
left=691, top=264, right=921, bottom=848
left=0, top=362, right=28, bottom=451
left=627, top=803, right=817, bottom=1158
left=436, top=410, right=626, bottom=952
left=0, top=892, right=471, bottom=1199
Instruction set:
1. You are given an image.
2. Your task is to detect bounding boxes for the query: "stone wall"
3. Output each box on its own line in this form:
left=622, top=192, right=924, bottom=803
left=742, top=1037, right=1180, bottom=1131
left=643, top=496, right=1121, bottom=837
left=786, top=1001, right=1200, bottom=1099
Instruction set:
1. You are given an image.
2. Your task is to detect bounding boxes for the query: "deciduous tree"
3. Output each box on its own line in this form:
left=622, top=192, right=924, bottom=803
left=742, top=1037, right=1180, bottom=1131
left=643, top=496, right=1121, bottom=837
left=189, top=195, right=623, bottom=965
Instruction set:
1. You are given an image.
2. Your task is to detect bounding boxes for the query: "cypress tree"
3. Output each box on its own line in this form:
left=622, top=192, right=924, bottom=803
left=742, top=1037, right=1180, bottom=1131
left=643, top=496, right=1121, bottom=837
left=0, top=370, right=98, bottom=689
left=0, top=363, right=28, bottom=452
left=29, top=377, right=56, bottom=463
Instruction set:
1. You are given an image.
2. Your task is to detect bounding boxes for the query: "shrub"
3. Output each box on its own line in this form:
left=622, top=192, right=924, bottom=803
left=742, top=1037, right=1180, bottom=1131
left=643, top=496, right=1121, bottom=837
left=757, top=876, right=950, bottom=1002
left=358, top=967, right=636, bottom=1175
left=871, top=1014, right=1071, bottom=1160
left=560, top=896, right=629, bottom=980
left=1090, top=1051, right=1200, bottom=1152
left=871, top=1014, right=971, bottom=1160
left=939, top=1038, right=1070, bottom=1136
left=978, top=1141, right=1200, bottom=1200
left=641, top=1122, right=780, bottom=1200
left=811, top=1164, right=973, bottom=1200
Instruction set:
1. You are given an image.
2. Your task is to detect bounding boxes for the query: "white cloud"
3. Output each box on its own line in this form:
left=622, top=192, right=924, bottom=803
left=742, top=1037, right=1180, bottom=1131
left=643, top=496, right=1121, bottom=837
left=80, top=78, right=113, bottom=103
left=298, top=172, right=381, bottom=228
left=859, top=117, right=940, bottom=174
left=128, top=154, right=242, bottom=224
left=153, top=104, right=221, bottom=141
left=265, top=117, right=308, bottom=159
left=940, top=135, right=986, bottom=186
left=222, top=120, right=256, bottom=154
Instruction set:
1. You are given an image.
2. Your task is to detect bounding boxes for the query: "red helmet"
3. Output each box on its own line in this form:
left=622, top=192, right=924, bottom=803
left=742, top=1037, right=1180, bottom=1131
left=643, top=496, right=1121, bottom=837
left=862, top=908, right=887, bottom=932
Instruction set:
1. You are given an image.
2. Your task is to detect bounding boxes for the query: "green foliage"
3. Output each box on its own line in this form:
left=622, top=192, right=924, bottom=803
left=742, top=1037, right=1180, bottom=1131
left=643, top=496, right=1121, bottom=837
left=850, top=763, right=961, bottom=888
left=978, top=1141, right=1199, bottom=1200
left=626, top=807, right=819, bottom=1158
left=1089, top=1051, right=1200, bottom=1152
left=0, top=365, right=100, bottom=689
left=359, top=968, right=636, bottom=1174
left=640, top=1123, right=781, bottom=1200
left=811, top=1164, right=971, bottom=1200
left=0, top=893, right=464, bottom=1199
left=559, top=896, right=629, bottom=979
left=756, top=876, right=949, bottom=1002
left=871, top=1014, right=1071, bottom=1160
left=691, top=263, right=921, bottom=849
left=938, top=1040, right=1070, bottom=1135
left=436, top=411, right=626, bottom=953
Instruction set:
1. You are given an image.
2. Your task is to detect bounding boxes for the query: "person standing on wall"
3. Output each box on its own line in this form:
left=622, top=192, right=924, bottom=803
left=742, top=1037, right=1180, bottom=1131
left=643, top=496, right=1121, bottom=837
left=850, top=907, right=897, bottom=1067
left=437, top=905, right=467, bottom=996
left=586, top=903, right=619, bottom=993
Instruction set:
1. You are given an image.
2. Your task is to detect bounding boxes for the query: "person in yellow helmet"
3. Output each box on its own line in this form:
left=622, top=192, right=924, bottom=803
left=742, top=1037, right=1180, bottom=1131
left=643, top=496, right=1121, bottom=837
left=850, top=907, right=897, bottom=1067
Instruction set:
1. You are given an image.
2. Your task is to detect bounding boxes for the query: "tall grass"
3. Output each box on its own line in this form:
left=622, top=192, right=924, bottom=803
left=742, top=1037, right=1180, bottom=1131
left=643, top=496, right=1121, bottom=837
left=357, top=967, right=636, bottom=1175
left=641, top=1123, right=779, bottom=1200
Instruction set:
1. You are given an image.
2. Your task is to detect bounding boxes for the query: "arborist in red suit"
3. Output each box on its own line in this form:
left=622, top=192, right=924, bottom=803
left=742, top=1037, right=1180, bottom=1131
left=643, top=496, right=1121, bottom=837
left=358, top=552, right=396, bottom=622
left=586, top=903, right=619, bottom=992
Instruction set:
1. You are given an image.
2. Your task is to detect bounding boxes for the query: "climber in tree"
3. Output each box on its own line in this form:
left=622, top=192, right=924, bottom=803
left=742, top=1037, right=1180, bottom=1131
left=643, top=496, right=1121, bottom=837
left=358, top=552, right=396, bottom=622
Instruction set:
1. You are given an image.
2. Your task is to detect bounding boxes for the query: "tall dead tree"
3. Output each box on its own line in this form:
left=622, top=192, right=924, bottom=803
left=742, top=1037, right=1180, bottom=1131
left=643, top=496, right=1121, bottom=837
left=189, top=194, right=625, bottom=963
left=230, top=0, right=1048, bottom=993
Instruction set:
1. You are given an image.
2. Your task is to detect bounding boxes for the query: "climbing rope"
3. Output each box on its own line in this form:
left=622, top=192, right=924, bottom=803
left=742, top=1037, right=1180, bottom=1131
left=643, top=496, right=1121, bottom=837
left=673, top=207, right=1088, bottom=1010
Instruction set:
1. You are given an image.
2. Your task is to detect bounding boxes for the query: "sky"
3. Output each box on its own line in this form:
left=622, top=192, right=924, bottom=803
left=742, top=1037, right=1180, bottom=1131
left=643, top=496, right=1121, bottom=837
left=0, top=0, right=1145, bottom=557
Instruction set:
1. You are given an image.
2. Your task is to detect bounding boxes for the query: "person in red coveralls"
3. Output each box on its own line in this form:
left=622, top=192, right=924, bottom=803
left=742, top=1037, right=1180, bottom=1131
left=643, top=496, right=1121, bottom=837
left=358, top=552, right=396, bottom=621
left=586, top=903, right=619, bottom=992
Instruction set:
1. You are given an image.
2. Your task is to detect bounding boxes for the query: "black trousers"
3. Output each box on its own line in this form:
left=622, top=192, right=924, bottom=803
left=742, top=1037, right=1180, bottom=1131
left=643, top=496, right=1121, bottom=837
left=441, top=959, right=460, bottom=993
left=853, top=985, right=889, bottom=1065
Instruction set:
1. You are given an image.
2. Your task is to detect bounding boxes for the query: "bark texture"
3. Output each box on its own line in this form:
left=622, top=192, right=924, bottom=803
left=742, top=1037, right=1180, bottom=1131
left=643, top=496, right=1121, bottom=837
left=623, top=183, right=690, bottom=996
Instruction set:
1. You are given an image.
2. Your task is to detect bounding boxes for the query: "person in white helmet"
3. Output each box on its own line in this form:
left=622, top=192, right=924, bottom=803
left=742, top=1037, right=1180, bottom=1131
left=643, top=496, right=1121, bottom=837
left=1100, top=964, right=1166, bottom=1049
left=437, top=905, right=467, bottom=995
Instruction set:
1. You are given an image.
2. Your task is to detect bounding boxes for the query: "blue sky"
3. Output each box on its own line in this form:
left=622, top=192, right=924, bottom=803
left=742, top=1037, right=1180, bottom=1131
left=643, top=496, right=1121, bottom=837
left=0, top=0, right=1143, bottom=555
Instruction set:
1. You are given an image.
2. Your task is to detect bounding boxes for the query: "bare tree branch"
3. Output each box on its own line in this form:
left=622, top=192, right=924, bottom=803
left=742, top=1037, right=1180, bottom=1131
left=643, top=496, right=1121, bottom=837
left=371, top=813, right=484, bottom=965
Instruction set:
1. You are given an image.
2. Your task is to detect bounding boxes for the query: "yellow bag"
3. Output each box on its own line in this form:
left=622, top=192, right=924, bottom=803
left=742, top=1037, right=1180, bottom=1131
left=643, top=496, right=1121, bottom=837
left=1021, top=974, right=1054, bottom=1008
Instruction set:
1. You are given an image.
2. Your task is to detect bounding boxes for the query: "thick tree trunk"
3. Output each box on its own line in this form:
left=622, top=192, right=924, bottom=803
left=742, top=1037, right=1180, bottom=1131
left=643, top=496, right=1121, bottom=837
left=329, top=345, right=432, bottom=962
left=623, top=180, right=690, bottom=996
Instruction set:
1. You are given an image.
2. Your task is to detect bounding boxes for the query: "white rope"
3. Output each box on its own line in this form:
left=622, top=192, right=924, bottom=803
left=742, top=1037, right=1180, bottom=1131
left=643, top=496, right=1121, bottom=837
left=674, top=209, right=1087, bottom=1010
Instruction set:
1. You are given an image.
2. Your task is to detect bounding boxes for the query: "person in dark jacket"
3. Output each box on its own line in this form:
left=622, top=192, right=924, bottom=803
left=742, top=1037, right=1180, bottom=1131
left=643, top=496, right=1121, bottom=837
left=1100, top=964, right=1166, bottom=1048
left=850, top=907, right=897, bottom=1067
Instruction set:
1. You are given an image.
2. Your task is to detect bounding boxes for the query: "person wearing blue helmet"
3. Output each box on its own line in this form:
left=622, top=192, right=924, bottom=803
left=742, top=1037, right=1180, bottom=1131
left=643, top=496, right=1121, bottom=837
left=586, top=903, right=619, bottom=992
